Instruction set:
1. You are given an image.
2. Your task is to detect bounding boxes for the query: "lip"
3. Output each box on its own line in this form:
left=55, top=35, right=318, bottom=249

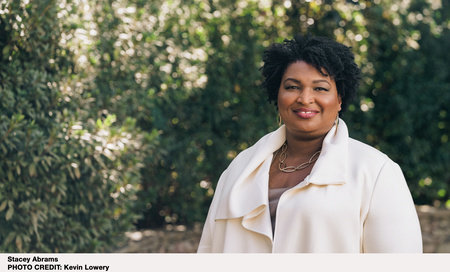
left=293, top=108, right=320, bottom=119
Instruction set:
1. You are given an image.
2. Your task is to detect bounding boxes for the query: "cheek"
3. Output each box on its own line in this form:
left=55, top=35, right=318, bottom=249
left=277, top=90, right=295, bottom=108
left=321, top=96, right=341, bottom=114
left=277, top=90, right=288, bottom=110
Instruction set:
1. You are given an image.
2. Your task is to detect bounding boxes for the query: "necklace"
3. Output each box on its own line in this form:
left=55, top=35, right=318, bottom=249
left=278, top=142, right=321, bottom=173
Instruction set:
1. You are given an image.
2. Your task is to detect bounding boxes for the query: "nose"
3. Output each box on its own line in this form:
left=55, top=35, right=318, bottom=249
left=296, top=88, right=314, bottom=104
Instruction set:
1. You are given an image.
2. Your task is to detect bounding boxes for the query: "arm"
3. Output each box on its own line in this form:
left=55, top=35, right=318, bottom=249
left=363, top=160, right=423, bottom=253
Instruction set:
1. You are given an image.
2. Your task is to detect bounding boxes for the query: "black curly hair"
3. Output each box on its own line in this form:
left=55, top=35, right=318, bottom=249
left=261, top=34, right=361, bottom=114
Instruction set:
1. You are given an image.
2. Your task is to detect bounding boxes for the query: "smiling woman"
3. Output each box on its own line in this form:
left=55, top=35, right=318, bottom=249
left=278, top=61, right=341, bottom=141
left=197, top=34, right=422, bottom=253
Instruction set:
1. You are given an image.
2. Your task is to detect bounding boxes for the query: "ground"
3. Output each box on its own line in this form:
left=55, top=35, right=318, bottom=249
left=113, top=205, right=450, bottom=253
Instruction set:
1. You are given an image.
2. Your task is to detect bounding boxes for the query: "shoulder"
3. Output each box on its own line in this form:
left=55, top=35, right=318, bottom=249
left=348, top=137, right=389, bottom=163
left=346, top=137, right=399, bottom=176
left=226, top=126, right=285, bottom=172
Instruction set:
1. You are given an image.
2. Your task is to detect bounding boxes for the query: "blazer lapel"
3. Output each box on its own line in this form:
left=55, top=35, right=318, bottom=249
left=306, top=118, right=348, bottom=185
left=214, top=125, right=286, bottom=240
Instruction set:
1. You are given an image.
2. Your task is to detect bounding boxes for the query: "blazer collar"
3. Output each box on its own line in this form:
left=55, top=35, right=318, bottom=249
left=306, top=118, right=348, bottom=185
left=215, top=119, right=349, bottom=222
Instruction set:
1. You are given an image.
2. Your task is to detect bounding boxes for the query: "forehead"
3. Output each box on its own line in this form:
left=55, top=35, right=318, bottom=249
left=283, top=61, right=330, bottom=79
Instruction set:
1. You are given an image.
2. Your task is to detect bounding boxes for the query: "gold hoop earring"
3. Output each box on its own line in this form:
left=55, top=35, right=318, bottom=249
left=334, top=115, right=339, bottom=135
left=278, top=114, right=282, bottom=126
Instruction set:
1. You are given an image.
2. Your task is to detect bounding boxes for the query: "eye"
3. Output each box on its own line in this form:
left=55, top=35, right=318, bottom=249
left=314, top=87, right=329, bottom=92
left=285, top=85, right=300, bottom=90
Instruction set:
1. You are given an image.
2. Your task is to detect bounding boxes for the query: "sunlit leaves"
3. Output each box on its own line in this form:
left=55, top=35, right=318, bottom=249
left=0, top=0, right=143, bottom=252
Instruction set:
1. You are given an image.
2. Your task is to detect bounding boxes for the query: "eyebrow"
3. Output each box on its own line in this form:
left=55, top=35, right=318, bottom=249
left=312, top=79, right=331, bottom=86
left=283, top=78, right=301, bottom=84
left=284, top=78, right=331, bottom=86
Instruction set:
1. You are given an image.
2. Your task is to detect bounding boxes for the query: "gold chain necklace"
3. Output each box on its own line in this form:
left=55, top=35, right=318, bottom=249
left=278, top=142, right=321, bottom=173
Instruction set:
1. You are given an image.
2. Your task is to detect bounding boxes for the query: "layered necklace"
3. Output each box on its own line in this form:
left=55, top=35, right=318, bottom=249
left=278, top=142, right=321, bottom=173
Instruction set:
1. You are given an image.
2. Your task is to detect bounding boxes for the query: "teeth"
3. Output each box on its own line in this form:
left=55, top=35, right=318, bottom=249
left=300, top=111, right=313, bottom=113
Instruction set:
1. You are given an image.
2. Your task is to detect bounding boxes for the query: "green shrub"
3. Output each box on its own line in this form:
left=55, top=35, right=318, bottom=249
left=345, top=2, right=450, bottom=205
left=0, top=0, right=142, bottom=252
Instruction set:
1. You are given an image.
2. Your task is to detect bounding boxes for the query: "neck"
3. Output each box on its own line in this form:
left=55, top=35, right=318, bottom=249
left=284, top=132, right=325, bottom=160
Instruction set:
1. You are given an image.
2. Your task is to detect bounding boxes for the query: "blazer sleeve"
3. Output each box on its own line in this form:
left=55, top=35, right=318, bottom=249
left=363, top=160, right=423, bottom=253
left=197, top=168, right=229, bottom=253
left=197, top=206, right=213, bottom=253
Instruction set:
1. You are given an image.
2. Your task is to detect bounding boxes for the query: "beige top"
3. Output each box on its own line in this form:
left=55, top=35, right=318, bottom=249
left=268, top=187, right=290, bottom=235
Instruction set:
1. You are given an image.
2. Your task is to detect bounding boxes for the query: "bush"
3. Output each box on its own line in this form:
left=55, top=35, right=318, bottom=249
left=0, top=0, right=142, bottom=252
left=346, top=1, right=450, bottom=205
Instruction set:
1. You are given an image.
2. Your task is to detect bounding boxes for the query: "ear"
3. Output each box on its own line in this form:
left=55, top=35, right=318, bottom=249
left=338, top=95, right=342, bottom=112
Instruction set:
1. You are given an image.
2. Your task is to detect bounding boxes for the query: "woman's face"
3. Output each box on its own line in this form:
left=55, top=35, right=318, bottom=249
left=278, top=61, right=342, bottom=140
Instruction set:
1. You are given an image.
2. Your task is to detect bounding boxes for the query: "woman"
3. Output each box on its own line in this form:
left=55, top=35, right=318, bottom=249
left=197, top=35, right=422, bottom=253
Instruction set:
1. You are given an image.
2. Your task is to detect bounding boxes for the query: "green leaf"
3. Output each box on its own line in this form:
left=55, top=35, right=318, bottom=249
left=31, top=213, right=40, bottom=241
left=74, top=167, right=81, bottom=179
left=7, top=171, right=13, bottom=181
left=5, top=207, right=14, bottom=221
left=3, top=232, right=15, bottom=247
left=29, top=163, right=36, bottom=177
left=0, top=201, right=7, bottom=212
left=16, top=236, right=22, bottom=252
left=2, top=45, right=10, bottom=59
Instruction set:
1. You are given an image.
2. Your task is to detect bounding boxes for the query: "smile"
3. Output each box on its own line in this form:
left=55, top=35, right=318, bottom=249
left=293, top=108, right=319, bottom=119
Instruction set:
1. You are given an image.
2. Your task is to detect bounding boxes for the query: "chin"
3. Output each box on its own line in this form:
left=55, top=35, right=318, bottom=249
left=286, top=123, right=331, bottom=139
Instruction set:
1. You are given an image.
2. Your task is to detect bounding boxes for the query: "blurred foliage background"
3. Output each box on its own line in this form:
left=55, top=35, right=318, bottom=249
left=0, top=0, right=448, bottom=252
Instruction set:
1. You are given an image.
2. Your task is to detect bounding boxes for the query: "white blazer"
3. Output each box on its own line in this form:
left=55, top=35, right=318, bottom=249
left=197, top=119, right=422, bottom=253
